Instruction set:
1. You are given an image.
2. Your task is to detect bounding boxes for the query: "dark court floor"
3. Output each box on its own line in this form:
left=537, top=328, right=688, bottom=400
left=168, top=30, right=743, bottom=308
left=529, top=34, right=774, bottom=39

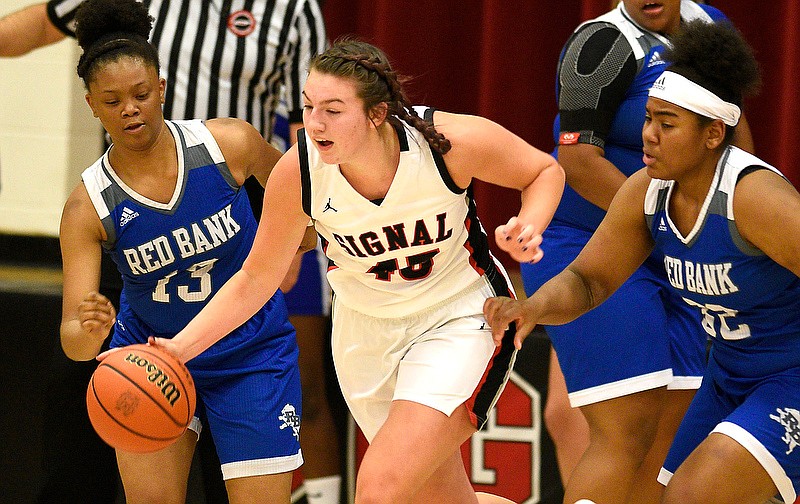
left=0, top=260, right=215, bottom=504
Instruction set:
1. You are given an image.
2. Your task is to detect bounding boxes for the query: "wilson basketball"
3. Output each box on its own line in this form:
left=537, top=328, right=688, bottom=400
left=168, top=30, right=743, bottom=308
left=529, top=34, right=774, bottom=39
left=86, top=343, right=196, bottom=453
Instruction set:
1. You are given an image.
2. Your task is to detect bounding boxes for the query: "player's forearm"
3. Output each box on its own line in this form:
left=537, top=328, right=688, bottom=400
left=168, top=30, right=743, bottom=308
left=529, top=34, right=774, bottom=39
left=0, top=3, right=66, bottom=57
left=529, top=267, right=597, bottom=326
left=60, top=320, right=107, bottom=362
left=172, top=268, right=275, bottom=362
left=518, top=158, right=565, bottom=234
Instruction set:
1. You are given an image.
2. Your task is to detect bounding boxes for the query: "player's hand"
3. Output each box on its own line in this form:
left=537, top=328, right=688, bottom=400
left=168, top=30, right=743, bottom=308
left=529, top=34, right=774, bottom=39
left=95, top=346, right=124, bottom=362
left=483, top=296, right=539, bottom=349
left=147, top=335, right=187, bottom=364
left=78, top=292, right=116, bottom=343
left=494, top=216, right=544, bottom=264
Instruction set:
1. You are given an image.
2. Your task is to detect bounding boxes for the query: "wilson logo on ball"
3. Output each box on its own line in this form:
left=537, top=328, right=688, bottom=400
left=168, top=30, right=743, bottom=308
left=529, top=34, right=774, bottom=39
left=123, top=352, right=183, bottom=406
left=87, top=344, right=196, bottom=453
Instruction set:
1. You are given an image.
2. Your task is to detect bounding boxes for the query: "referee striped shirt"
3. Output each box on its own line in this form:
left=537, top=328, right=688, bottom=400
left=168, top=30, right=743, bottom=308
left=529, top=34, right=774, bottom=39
left=47, top=0, right=327, bottom=141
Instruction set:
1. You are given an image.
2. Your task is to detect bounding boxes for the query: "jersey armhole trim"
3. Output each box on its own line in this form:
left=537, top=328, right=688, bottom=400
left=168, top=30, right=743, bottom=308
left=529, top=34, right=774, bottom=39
left=298, top=129, right=312, bottom=217
left=422, top=107, right=464, bottom=195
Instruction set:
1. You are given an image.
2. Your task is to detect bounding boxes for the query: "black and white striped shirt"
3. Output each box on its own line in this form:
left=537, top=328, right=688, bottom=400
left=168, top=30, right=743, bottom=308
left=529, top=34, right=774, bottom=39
left=47, top=0, right=327, bottom=141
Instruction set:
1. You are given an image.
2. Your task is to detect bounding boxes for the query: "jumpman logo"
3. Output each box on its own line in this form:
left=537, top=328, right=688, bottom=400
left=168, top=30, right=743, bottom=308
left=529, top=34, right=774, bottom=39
left=323, top=198, right=337, bottom=213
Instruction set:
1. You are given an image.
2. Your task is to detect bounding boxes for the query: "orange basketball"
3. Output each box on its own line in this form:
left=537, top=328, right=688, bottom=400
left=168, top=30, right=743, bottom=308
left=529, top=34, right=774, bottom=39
left=86, top=343, right=196, bottom=453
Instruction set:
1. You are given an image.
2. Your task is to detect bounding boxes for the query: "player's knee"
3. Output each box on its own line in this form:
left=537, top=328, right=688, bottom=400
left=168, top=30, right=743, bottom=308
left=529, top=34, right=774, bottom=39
left=543, top=397, right=583, bottom=445
left=354, top=467, right=406, bottom=504
left=661, top=476, right=705, bottom=504
left=121, top=483, right=186, bottom=504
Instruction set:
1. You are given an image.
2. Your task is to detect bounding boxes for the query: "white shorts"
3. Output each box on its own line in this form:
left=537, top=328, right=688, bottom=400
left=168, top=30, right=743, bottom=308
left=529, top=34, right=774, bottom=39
left=331, top=278, right=517, bottom=441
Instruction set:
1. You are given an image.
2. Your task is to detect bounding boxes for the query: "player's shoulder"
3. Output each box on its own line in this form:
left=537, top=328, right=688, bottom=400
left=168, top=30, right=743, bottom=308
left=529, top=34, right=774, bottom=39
left=566, top=19, right=633, bottom=64
left=699, top=4, right=729, bottom=23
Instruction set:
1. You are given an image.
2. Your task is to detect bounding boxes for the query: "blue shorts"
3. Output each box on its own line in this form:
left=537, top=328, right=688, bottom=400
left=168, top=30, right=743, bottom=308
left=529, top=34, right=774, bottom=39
left=283, top=245, right=331, bottom=317
left=192, top=343, right=303, bottom=479
left=660, top=356, right=800, bottom=502
left=520, top=224, right=706, bottom=407
left=111, top=299, right=303, bottom=479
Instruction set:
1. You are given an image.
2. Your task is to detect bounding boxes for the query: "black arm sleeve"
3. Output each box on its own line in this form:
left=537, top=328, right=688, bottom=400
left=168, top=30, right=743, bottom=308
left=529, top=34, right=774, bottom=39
left=46, top=0, right=82, bottom=37
left=557, top=22, right=638, bottom=149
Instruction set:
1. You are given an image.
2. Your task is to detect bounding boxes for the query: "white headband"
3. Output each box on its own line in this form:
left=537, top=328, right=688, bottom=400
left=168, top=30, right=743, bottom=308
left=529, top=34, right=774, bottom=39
left=649, top=71, right=741, bottom=127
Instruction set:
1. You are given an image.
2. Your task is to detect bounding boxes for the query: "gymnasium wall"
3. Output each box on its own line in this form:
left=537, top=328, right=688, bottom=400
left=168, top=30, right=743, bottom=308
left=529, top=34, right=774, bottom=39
left=321, top=0, right=800, bottom=270
left=0, top=0, right=103, bottom=238
left=1, top=0, right=798, bottom=249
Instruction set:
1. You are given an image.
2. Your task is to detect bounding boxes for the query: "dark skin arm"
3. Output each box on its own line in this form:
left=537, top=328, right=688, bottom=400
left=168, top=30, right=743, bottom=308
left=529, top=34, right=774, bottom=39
left=734, top=168, right=800, bottom=277
left=484, top=169, right=655, bottom=348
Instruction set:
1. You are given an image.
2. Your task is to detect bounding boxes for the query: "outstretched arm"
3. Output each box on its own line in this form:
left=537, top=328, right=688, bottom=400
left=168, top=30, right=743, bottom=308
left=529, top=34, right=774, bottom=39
left=0, top=3, right=67, bottom=57
left=155, top=148, right=311, bottom=363
left=484, top=169, right=654, bottom=348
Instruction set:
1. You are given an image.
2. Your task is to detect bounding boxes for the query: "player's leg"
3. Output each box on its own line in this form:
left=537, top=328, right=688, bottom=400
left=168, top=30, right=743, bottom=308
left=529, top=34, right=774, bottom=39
left=204, top=324, right=303, bottom=504
left=627, top=287, right=705, bottom=504
left=564, top=388, right=667, bottom=504
left=543, top=347, right=589, bottom=487
left=662, top=376, right=798, bottom=504
left=116, top=428, right=197, bottom=504
left=226, top=472, right=294, bottom=503
left=356, top=400, right=479, bottom=504
left=294, top=312, right=342, bottom=504
left=663, top=432, right=777, bottom=504
left=625, top=389, right=694, bottom=504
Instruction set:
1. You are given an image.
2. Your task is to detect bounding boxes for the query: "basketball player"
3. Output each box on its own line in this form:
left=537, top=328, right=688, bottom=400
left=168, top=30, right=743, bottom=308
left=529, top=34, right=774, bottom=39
left=486, top=20, right=800, bottom=504
left=59, top=0, right=314, bottom=501
left=1, top=1, right=342, bottom=502
left=142, top=38, right=565, bottom=503
left=518, top=1, right=753, bottom=502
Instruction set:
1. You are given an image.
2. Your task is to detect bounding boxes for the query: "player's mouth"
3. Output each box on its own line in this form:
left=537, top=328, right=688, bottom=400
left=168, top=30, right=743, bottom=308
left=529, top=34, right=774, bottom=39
left=124, top=122, right=145, bottom=133
left=315, top=139, right=333, bottom=150
left=642, top=150, right=657, bottom=167
left=641, top=2, right=664, bottom=16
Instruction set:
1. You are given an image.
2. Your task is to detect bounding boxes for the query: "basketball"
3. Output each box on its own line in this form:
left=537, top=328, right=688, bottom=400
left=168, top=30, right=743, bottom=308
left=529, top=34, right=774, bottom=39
left=86, top=343, right=196, bottom=453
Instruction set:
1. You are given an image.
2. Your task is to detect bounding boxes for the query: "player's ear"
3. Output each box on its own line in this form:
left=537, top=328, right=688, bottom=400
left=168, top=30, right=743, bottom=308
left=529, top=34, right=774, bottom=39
left=159, top=78, right=166, bottom=104
left=85, top=94, right=99, bottom=118
left=705, top=119, right=726, bottom=150
left=368, top=102, right=388, bottom=127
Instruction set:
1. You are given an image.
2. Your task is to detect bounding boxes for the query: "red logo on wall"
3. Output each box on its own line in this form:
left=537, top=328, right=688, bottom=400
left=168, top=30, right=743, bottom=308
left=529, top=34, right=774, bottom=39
left=558, top=132, right=580, bottom=145
left=227, top=10, right=256, bottom=37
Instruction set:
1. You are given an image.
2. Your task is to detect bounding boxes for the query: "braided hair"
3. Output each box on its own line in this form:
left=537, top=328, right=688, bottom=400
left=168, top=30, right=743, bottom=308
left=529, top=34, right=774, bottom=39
left=75, top=0, right=159, bottom=87
left=310, top=38, right=452, bottom=155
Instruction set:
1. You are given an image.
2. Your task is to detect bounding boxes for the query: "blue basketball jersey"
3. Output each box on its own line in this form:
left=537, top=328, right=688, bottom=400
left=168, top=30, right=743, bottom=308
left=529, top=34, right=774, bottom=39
left=82, top=119, right=293, bottom=367
left=645, top=146, right=800, bottom=378
left=552, top=0, right=726, bottom=231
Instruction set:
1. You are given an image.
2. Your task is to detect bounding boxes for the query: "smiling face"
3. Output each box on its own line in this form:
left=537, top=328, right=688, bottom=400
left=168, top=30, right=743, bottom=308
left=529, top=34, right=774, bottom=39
left=85, top=56, right=165, bottom=151
left=301, top=69, right=379, bottom=166
left=622, top=0, right=682, bottom=35
left=642, top=97, right=723, bottom=181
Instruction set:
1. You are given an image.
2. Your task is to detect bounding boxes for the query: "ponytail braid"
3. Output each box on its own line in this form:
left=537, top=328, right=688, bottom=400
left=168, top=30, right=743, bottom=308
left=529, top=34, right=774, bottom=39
left=311, top=39, right=452, bottom=154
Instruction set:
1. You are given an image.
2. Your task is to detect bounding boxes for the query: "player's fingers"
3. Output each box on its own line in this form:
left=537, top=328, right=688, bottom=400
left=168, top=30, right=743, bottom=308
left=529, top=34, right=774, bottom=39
left=496, top=216, right=522, bottom=242
left=148, top=336, right=184, bottom=363
left=514, top=320, right=537, bottom=350
left=483, top=297, right=514, bottom=345
left=96, top=346, right=123, bottom=362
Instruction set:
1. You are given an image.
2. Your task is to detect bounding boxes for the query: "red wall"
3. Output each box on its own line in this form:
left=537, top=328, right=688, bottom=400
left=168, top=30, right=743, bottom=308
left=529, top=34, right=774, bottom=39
left=322, top=0, right=800, bottom=269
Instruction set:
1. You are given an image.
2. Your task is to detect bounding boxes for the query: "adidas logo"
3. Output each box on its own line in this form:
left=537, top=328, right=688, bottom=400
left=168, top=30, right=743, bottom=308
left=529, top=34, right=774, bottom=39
left=119, top=206, right=140, bottom=227
left=658, top=217, right=667, bottom=232
left=648, top=50, right=665, bottom=68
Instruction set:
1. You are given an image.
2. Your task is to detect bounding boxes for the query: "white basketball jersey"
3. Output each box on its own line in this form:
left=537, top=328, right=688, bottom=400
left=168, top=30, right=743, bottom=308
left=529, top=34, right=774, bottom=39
left=298, top=107, right=513, bottom=318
